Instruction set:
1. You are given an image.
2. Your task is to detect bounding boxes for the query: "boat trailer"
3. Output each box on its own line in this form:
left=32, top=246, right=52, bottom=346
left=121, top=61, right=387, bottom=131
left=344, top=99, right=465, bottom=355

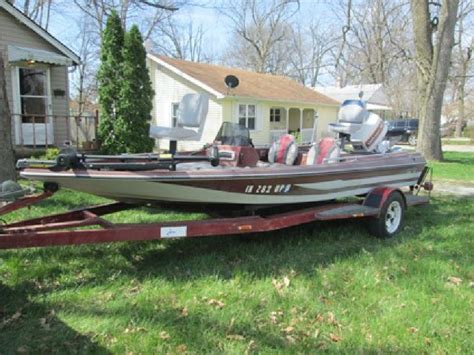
left=0, top=179, right=433, bottom=250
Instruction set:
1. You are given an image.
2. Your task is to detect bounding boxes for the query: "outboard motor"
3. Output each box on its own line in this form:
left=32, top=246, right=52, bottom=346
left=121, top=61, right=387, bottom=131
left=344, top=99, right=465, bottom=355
left=329, top=99, right=389, bottom=153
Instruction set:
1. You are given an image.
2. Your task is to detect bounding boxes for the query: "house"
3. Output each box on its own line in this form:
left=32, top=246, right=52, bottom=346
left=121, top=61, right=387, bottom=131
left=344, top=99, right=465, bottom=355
left=316, top=84, right=392, bottom=119
left=146, top=54, right=339, bottom=151
left=0, top=0, right=80, bottom=148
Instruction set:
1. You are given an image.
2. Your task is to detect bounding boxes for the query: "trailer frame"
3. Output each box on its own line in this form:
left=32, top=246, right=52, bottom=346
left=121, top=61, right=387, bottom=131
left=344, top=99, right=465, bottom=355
left=0, top=184, right=432, bottom=250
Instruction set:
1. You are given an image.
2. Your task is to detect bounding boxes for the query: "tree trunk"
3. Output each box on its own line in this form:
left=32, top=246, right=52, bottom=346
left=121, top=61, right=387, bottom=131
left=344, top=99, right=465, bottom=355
left=0, top=55, right=16, bottom=182
left=455, top=80, right=465, bottom=138
left=411, top=0, right=459, bottom=161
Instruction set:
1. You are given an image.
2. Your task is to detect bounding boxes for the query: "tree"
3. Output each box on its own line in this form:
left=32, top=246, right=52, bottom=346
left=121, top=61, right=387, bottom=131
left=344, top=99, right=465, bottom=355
left=219, top=0, right=299, bottom=73
left=450, top=0, right=473, bottom=137
left=0, top=55, right=16, bottom=182
left=97, top=10, right=125, bottom=153
left=288, top=22, right=337, bottom=87
left=410, top=0, right=460, bottom=160
left=116, top=25, right=155, bottom=153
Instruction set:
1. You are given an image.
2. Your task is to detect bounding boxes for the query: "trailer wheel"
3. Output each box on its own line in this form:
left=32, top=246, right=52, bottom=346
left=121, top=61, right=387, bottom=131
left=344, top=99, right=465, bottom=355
left=408, top=134, right=417, bottom=146
left=368, top=192, right=405, bottom=238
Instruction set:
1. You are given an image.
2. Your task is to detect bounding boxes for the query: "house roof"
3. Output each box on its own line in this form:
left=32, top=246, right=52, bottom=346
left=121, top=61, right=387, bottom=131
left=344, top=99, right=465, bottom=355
left=315, top=84, right=391, bottom=109
left=0, top=0, right=80, bottom=65
left=148, top=54, right=339, bottom=106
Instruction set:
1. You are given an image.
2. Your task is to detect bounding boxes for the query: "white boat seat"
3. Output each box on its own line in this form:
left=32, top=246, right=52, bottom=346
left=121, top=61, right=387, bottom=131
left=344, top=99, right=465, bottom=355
left=306, top=137, right=340, bottom=165
left=149, top=93, right=209, bottom=141
left=268, top=134, right=298, bottom=165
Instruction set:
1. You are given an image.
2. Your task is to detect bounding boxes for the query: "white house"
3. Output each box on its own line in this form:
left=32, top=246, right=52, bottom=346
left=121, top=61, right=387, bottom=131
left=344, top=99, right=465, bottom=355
left=0, top=0, right=80, bottom=149
left=147, top=54, right=340, bottom=151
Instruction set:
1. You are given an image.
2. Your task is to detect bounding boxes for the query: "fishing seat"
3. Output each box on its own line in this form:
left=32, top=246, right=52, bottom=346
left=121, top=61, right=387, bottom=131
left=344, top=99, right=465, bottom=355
left=149, top=93, right=209, bottom=141
left=268, top=134, right=298, bottom=165
left=306, top=137, right=340, bottom=165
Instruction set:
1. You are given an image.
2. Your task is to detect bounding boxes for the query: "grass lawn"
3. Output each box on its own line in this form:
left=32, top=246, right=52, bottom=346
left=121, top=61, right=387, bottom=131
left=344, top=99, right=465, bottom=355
left=0, top=155, right=473, bottom=353
left=429, top=151, right=474, bottom=182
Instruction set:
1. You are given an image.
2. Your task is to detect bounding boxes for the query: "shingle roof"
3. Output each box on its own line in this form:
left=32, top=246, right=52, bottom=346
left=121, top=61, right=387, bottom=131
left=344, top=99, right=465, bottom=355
left=0, top=0, right=80, bottom=64
left=152, top=55, right=339, bottom=106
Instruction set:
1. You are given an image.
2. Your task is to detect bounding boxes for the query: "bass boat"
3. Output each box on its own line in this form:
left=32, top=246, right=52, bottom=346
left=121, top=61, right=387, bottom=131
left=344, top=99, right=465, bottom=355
left=17, top=97, right=427, bottom=206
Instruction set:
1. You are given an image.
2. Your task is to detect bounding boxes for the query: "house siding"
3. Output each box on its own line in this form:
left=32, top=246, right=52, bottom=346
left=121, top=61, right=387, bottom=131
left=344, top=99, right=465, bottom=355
left=148, top=57, right=339, bottom=150
left=149, top=59, right=223, bottom=151
left=0, top=7, right=71, bottom=145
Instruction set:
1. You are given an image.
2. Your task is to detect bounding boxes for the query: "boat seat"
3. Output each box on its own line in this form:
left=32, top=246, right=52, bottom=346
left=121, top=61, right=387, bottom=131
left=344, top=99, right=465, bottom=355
left=149, top=93, right=209, bottom=141
left=268, top=134, right=298, bottom=165
left=306, top=137, right=340, bottom=165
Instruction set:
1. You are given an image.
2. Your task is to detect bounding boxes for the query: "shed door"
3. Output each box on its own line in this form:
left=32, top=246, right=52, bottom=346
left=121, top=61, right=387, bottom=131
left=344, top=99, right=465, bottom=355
left=15, top=67, right=54, bottom=145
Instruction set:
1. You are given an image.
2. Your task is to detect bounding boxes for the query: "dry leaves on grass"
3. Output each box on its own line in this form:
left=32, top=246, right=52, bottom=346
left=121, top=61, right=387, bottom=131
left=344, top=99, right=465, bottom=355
left=1, top=310, right=22, bottom=328
left=181, top=307, right=189, bottom=317
left=124, top=327, right=147, bottom=334
left=159, top=331, right=171, bottom=340
left=272, top=276, right=291, bottom=294
left=408, top=327, right=418, bottom=334
left=176, top=344, right=188, bottom=352
left=329, top=333, right=342, bottom=342
left=269, top=310, right=284, bottom=324
left=447, top=276, right=462, bottom=286
left=226, top=334, right=245, bottom=341
left=207, top=299, right=225, bottom=309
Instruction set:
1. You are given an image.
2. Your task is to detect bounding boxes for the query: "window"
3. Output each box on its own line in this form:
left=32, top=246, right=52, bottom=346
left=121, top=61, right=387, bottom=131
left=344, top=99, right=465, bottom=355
left=19, top=68, right=48, bottom=123
left=238, top=104, right=256, bottom=130
left=171, top=103, right=179, bottom=127
left=270, top=108, right=281, bottom=122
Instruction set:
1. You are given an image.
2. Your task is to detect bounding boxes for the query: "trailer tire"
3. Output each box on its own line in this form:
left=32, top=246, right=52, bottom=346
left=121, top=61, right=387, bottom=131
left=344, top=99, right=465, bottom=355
left=368, top=192, right=405, bottom=239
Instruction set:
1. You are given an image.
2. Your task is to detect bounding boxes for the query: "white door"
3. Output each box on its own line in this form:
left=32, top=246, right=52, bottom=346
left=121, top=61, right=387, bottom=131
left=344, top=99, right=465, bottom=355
left=14, top=67, right=54, bottom=145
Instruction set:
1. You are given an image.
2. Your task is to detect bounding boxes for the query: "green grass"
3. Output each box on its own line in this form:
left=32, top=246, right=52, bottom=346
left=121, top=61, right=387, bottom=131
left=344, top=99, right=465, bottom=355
left=1, top=186, right=473, bottom=353
left=429, top=151, right=474, bottom=182
left=443, top=139, right=473, bottom=146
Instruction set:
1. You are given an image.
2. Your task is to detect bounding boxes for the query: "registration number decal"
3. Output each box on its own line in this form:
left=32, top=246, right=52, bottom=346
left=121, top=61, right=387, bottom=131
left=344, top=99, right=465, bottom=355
left=244, top=184, right=292, bottom=194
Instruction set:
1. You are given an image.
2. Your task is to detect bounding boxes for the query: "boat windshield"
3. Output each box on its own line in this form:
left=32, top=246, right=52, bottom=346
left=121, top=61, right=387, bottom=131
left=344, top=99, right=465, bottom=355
left=214, top=122, right=253, bottom=146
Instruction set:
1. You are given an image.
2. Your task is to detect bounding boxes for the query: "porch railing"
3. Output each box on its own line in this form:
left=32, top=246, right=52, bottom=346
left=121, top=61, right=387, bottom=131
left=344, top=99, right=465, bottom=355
left=300, top=128, right=315, bottom=144
left=12, top=113, right=99, bottom=152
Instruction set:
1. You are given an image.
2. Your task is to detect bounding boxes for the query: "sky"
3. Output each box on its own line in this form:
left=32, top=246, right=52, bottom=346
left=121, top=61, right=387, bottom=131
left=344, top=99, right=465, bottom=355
left=46, top=0, right=340, bottom=61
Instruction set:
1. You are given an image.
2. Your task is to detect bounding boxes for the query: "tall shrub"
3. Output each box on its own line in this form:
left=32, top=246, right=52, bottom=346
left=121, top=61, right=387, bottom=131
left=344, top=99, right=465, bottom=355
left=116, top=25, right=155, bottom=153
left=97, top=10, right=125, bottom=154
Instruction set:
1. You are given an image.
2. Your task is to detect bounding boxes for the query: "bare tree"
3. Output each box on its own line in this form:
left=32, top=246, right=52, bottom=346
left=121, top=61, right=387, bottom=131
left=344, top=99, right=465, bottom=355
left=450, top=0, right=473, bottom=137
left=410, top=0, right=460, bottom=160
left=0, top=55, right=16, bottom=182
left=72, top=0, right=182, bottom=37
left=72, top=15, right=100, bottom=116
left=288, top=22, right=337, bottom=87
left=332, top=0, right=412, bottom=85
left=219, top=0, right=300, bottom=73
left=152, top=18, right=209, bottom=62
left=7, top=0, right=55, bottom=29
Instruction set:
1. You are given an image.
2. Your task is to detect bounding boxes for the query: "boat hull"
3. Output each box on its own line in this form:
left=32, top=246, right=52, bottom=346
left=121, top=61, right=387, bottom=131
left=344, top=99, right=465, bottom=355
left=20, top=152, right=426, bottom=205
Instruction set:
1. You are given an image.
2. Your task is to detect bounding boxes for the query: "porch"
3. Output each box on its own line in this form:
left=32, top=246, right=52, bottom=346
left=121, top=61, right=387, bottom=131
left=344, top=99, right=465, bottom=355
left=12, top=113, right=99, bottom=153
left=269, top=107, right=319, bottom=144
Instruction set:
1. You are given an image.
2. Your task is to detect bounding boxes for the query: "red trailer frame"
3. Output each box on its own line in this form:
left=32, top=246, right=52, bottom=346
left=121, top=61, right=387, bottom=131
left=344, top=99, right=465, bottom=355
left=0, top=185, right=431, bottom=250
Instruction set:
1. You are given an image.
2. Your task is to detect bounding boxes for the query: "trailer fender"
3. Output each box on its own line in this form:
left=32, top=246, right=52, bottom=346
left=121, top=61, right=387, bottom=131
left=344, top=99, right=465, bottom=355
left=363, top=187, right=407, bottom=217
